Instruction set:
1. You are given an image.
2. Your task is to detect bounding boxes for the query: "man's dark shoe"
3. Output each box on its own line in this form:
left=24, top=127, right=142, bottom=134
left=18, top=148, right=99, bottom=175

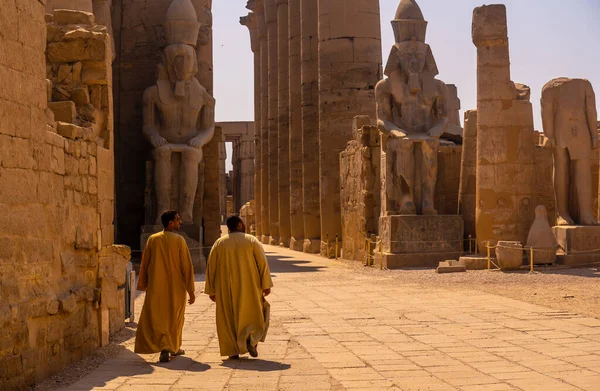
left=246, top=339, right=258, bottom=358
left=228, top=354, right=240, bottom=360
left=171, top=349, right=185, bottom=356
left=159, top=350, right=169, bottom=363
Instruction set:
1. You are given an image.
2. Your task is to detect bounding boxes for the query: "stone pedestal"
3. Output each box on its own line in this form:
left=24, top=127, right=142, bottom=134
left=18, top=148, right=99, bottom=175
left=375, top=215, right=464, bottom=269
left=553, top=226, right=600, bottom=266
left=140, top=225, right=206, bottom=273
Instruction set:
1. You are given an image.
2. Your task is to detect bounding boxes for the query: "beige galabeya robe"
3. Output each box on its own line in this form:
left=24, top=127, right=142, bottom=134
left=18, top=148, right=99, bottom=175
left=205, top=232, right=273, bottom=357
left=134, top=231, right=195, bottom=354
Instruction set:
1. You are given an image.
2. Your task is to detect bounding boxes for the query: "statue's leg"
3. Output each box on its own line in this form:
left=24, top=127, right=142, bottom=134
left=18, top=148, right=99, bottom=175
left=152, top=145, right=172, bottom=225
left=553, top=148, right=574, bottom=225
left=574, top=158, right=599, bottom=225
left=420, top=138, right=439, bottom=215
left=181, top=147, right=203, bottom=223
left=394, top=138, right=416, bottom=215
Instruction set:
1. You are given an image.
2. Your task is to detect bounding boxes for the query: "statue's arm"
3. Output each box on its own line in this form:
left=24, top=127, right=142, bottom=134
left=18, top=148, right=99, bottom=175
left=142, top=87, right=166, bottom=147
left=375, top=79, right=404, bottom=136
left=585, top=81, right=598, bottom=147
left=189, top=91, right=216, bottom=149
left=540, top=91, right=555, bottom=148
left=428, top=81, right=450, bottom=138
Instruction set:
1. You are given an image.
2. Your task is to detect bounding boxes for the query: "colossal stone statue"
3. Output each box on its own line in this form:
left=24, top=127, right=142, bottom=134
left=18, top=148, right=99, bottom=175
left=143, top=0, right=215, bottom=224
left=541, top=78, right=598, bottom=226
left=375, top=0, right=460, bottom=216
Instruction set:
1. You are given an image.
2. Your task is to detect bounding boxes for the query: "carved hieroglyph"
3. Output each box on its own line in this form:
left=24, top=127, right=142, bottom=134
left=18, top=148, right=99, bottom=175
left=376, top=0, right=461, bottom=216
left=143, top=0, right=215, bottom=224
left=541, top=78, right=599, bottom=226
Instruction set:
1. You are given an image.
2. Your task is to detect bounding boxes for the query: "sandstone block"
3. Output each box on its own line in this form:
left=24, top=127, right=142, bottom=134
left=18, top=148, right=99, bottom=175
left=436, top=260, right=467, bottom=273
left=496, top=241, right=523, bottom=270
left=458, top=256, right=488, bottom=270
left=82, top=61, right=109, bottom=85
left=380, top=215, right=464, bottom=254
left=47, top=39, right=105, bottom=62
left=553, top=225, right=600, bottom=266
left=53, top=9, right=94, bottom=25
left=48, top=101, right=76, bottom=123
left=70, top=87, right=90, bottom=106
left=56, top=121, right=82, bottom=139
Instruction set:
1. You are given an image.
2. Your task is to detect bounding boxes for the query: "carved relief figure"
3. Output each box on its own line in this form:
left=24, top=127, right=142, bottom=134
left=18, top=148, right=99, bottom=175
left=143, top=0, right=215, bottom=224
left=541, top=78, right=598, bottom=226
left=375, top=0, right=460, bottom=216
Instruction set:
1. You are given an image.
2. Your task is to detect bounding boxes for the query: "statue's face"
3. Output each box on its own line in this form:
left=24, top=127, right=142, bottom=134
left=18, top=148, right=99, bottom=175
left=397, top=41, right=428, bottom=74
left=164, top=44, right=197, bottom=82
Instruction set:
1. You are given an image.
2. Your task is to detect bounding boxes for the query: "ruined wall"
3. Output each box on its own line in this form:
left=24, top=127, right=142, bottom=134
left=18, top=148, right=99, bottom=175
left=113, top=0, right=216, bottom=250
left=0, top=3, right=127, bottom=389
left=340, top=117, right=380, bottom=263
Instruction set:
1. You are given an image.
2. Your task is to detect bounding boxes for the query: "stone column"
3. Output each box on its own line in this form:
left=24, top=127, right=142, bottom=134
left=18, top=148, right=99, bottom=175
left=472, top=5, right=536, bottom=252
left=300, top=0, right=320, bottom=253
left=239, top=136, right=255, bottom=208
left=458, top=110, right=477, bottom=242
left=288, top=0, right=304, bottom=251
left=265, top=0, right=280, bottom=245
left=277, top=0, right=291, bottom=247
left=250, top=0, right=270, bottom=243
left=219, top=133, right=227, bottom=221
left=241, top=11, right=262, bottom=237
left=317, top=0, right=382, bottom=256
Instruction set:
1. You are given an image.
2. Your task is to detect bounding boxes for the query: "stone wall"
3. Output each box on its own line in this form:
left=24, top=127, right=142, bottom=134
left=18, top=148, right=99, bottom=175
left=113, top=0, right=216, bottom=251
left=0, top=2, right=127, bottom=389
left=340, top=117, right=380, bottom=263
left=435, top=146, right=462, bottom=216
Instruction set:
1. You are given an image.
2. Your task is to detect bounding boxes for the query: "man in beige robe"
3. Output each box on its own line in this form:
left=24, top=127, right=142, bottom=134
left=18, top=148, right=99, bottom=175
left=205, top=215, right=273, bottom=359
left=135, top=210, right=196, bottom=363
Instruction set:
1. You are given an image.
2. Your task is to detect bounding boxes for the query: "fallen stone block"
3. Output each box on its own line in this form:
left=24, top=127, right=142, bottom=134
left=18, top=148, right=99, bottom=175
left=56, top=122, right=83, bottom=139
left=53, top=9, right=94, bottom=26
left=436, top=260, right=467, bottom=273
left=458, top=256, right=489, bottom=270
left=48, top=101, right=76, bottom=123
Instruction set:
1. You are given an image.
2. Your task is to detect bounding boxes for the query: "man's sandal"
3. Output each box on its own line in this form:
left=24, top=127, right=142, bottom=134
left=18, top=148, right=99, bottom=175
left=171, top=349, right=185, bottom=356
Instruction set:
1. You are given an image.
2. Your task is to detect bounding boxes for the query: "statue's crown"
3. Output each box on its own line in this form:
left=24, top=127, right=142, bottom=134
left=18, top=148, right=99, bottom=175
left=392, top=0, right=428, bottom=43
left=164, top=0, right=201, bottom=46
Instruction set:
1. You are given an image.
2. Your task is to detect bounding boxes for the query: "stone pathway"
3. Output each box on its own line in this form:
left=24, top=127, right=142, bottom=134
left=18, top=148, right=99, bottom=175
left=63, top=245, right=600, bottom=390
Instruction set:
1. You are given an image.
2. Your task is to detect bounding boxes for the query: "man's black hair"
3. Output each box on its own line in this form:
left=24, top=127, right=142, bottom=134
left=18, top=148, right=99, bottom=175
left=226, top=214, right=244, bottom=232
left=161, top=210, right=179, bottom=228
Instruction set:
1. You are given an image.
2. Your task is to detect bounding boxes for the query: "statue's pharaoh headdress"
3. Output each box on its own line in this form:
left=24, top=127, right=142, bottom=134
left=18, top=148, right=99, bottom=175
left=385, top=0, right=438, bottom=77
left=164, top=0, right=201, bottom=46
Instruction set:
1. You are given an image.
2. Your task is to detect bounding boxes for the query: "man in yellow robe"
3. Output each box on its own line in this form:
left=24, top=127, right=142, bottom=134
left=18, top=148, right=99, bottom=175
left=205, top=215, right=273, bottom=359
left=135, top=210, right=196, bottom=363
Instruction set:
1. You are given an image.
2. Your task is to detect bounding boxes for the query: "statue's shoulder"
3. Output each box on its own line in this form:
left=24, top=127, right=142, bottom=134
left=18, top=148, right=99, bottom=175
left=143, top=84, right=159, bottom=99
left=375, top=78, right=391, bottom=95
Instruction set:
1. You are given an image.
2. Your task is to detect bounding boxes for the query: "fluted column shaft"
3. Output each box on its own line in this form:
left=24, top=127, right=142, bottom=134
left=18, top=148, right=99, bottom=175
left=300, top=0, right=320, bottom=253
left=277, top=0, right=291, bottom=247
left=317, top=0, right=382, bottom=256
left=288, top=0, right=304, bottom=250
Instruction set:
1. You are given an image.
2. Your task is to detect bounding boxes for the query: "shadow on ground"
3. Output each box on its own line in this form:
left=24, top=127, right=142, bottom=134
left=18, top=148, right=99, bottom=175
left=265, top=252, right=328, bottom=274
left=220, top=357, right=291, bottom=372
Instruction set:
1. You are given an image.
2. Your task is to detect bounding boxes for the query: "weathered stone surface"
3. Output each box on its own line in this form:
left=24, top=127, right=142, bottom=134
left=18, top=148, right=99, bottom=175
left=436, top=260, right=466, bottom=273
left=340, top=117, right=380, bottom=263
left=47, top=38, right=106, bottom=62
left=48, top=101, right=76, bottom=123
left=56, top=121, right=83, bottom=139
left=458, top=109, right=477, bottom=241
left=60, top=294, right=77, bottom=313
left=526, top=205, right=558, bottom=264
left=458, top=256, right=489, bottom=270
left=496, top=241, right=523, bottom=270
left=379, top=215, right=464, bottom=255
left=52, top=9, right=94, bottom=26
left=553, top=225, right=600, bottom=265
left=472, top=5, right=536, bottom=252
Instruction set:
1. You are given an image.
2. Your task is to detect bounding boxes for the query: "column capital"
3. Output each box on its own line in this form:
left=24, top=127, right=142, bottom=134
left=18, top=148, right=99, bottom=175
left=240, top=13, right=260, bottom=52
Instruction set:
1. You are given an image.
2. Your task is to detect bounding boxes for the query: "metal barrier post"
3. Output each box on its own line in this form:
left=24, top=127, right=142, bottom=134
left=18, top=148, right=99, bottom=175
left=486, top=241, right=491, bottom=270
left=335, top=235, right=339, bottom=260
left=468, top=235, right=472, bottom=254
left=529, top=247, right=534, bottom=273
left=325, top=233, right=330, bottom=259
left=366, top=237, right=371, bottom=266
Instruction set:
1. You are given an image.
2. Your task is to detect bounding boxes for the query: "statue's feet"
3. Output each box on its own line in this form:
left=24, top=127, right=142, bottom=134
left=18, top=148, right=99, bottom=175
left=580, top=213, right=600, bottom=226
left=400, top=202, right=417, bottom=215
left=422, top=207, right=438, bottom=216
left=556, top=213, right=575, bottom=226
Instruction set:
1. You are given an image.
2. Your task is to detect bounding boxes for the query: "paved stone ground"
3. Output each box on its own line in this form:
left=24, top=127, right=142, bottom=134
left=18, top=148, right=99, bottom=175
left=63, top=245, right=600, bottom=391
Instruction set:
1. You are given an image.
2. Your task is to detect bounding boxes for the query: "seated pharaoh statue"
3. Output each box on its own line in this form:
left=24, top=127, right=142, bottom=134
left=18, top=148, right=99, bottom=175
left=376, top=0, right=461, bottom=216
left=143, top=0, right=215, bottom=225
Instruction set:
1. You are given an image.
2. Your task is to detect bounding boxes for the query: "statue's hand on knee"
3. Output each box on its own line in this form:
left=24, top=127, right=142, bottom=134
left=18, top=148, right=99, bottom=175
left=150, top=134, right=168, bottom=148
left=188, top=133, right=210, bottom=149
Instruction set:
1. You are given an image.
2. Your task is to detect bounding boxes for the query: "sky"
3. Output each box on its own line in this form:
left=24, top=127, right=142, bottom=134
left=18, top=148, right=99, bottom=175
left=213, top=0, right=600, bottom=171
